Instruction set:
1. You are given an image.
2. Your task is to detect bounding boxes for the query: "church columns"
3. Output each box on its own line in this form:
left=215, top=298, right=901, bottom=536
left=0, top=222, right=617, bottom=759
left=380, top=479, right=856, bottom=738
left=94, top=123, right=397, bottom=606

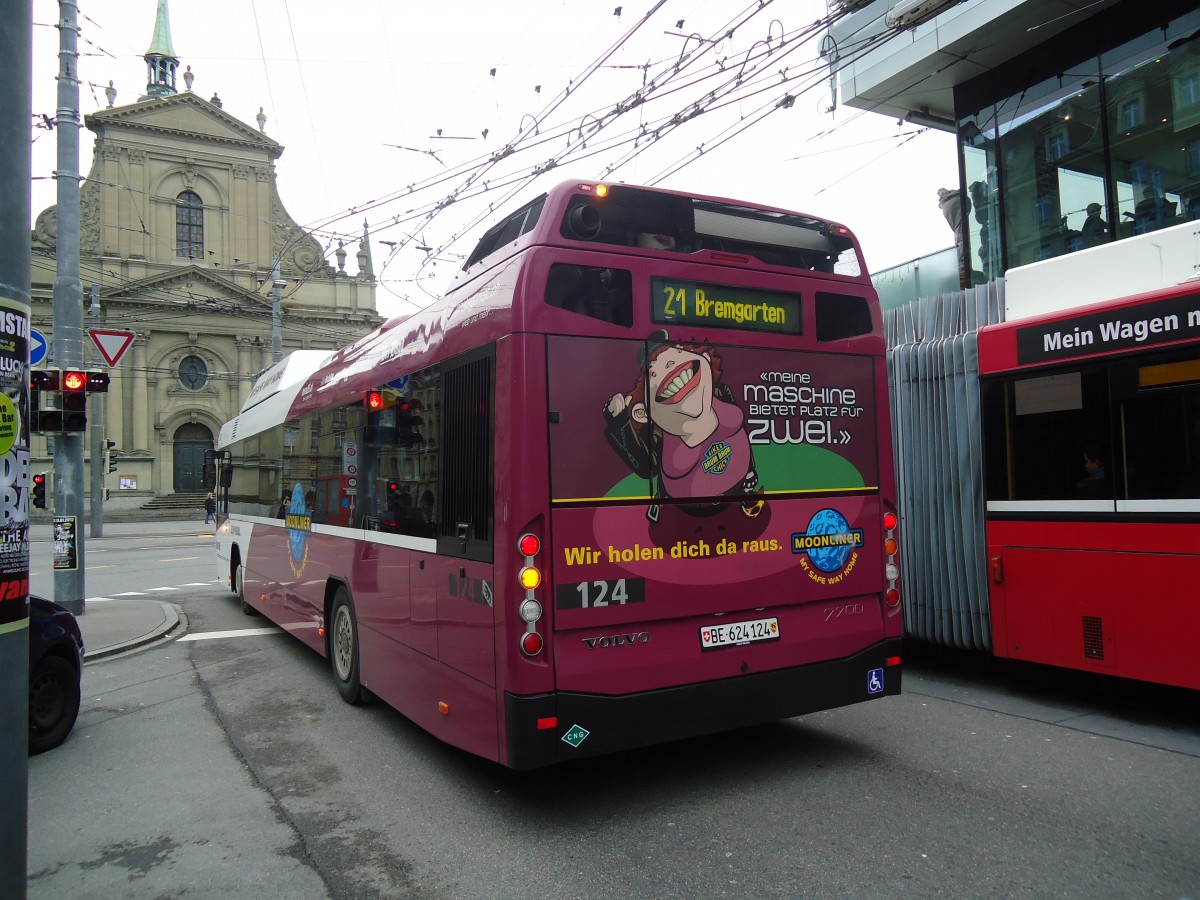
left=132, top=336, right=151, bottom=451
left=236, top=337, right=254, bottom=409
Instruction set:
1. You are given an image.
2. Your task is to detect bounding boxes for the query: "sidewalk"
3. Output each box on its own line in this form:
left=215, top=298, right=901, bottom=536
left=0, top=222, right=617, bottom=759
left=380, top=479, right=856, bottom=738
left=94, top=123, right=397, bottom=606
left=77, top=599, right=187, bottom=661
left=37, top=516, right=212, bottom=660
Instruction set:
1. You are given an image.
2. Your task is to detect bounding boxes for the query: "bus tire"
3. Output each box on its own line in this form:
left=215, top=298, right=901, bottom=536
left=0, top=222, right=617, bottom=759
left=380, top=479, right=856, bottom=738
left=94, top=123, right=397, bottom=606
left=235, top=565, right=257, bottom=616
left=330, top=588, right=365, bottom=705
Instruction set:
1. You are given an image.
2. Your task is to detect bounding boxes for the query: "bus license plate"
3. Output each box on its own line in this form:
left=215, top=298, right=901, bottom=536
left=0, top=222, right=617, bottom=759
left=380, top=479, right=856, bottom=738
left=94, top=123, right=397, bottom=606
left=700, top=617, right=779, bottom=649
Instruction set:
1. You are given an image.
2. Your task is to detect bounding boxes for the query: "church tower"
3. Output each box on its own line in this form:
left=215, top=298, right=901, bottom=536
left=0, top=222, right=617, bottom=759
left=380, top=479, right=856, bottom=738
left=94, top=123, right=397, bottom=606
left=142, top=0, right=179, bottom=99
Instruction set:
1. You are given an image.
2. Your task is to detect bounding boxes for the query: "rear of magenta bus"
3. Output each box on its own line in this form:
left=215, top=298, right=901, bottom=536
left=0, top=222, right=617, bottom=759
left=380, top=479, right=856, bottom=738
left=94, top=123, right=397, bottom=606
left=485, top=183, right=904, bottom=767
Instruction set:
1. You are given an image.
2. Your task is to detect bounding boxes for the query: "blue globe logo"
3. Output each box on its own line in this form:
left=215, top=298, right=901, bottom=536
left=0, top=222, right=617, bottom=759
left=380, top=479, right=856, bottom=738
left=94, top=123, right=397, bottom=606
left=800, top=508, right=862, bottom=573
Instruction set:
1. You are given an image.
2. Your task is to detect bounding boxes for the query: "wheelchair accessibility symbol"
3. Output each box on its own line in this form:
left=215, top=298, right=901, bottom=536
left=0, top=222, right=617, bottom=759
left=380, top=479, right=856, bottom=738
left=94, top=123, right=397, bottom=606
left=867, top=668, right=885, bottom=694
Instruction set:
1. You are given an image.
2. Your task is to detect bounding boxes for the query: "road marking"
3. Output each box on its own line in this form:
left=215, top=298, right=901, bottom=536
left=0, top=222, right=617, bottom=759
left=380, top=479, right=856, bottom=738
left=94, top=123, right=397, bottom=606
left=144, top=587, right=180, bottom=592
left=178, top=627, right=283, bottom=642
left=161, top=556, right=200, bottom=562
left=111, top=591, right=147, bottom=596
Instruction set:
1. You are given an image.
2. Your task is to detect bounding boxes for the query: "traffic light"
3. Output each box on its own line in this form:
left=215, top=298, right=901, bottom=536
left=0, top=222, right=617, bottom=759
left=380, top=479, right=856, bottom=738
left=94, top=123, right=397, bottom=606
left=105, top=439, right=118, bottom=473
left=29, top=369, right=109, bottom=433
left=30, top=370, right=59, bottom=433
left=32, top=473, right=46, bottom=509
left=395, top=399, right=424, bottom=447
left=61, top=370, right=87, bottom=432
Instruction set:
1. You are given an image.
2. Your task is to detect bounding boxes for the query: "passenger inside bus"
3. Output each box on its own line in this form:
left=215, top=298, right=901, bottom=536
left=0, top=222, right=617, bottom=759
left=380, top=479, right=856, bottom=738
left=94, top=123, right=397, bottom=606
left=1076, top=449, right=1108, bottom=497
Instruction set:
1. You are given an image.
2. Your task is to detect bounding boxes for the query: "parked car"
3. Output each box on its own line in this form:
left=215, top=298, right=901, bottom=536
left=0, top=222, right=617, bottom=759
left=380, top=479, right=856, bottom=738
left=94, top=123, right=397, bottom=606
left=29, top=594, right=83, bottom=754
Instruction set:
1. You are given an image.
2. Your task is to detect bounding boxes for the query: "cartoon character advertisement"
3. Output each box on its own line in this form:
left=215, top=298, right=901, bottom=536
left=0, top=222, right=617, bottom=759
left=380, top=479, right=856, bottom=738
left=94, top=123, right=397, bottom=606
left=547, top=331, right=880, bottom=600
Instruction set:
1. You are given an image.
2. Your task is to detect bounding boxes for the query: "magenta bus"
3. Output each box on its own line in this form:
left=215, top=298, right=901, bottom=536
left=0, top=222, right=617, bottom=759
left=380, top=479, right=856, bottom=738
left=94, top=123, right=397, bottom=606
left=213, top=180, right=903, bottom=768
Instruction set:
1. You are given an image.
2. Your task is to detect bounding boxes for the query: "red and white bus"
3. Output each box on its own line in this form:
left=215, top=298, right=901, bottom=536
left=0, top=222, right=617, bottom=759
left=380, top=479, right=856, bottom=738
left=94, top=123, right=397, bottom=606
left=978, top=279, right=1200, bottom=689
left=214, top=180, right=903, bottom=768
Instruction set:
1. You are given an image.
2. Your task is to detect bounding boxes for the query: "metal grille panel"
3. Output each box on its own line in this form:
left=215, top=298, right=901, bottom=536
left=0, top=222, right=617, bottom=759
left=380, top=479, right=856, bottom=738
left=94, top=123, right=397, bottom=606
left=1082, top=615, right=1105, bottom=660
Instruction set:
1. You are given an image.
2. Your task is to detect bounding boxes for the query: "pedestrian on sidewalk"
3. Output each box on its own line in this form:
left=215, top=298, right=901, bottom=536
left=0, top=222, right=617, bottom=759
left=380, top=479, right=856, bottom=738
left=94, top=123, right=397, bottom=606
left=203, top=491, right=216, bottom=524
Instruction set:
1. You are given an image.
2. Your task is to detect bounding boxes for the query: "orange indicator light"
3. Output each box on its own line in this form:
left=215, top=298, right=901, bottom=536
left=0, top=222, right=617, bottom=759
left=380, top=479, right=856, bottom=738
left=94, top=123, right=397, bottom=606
left=519, top=566, right=541, bottom=590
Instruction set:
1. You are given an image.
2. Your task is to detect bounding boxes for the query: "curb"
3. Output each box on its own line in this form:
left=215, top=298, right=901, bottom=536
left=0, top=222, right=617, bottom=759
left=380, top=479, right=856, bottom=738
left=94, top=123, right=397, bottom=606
left=83, top=602, right=189, bottom=662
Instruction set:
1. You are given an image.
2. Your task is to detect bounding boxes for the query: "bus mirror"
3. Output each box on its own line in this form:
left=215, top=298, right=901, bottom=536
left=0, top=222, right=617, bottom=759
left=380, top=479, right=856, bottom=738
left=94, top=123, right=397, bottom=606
left=202, top=463, right=216, bottom=489
left=220, top=466, right=233, bottom=488
left=566, top=203, right=601, bottom=240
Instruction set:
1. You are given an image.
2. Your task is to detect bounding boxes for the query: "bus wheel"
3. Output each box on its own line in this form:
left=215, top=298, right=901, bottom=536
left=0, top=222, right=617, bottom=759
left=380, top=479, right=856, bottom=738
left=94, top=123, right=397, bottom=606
left=234, top=562, right=256, bottom=616
left=330, top=588, right=365, bottom=705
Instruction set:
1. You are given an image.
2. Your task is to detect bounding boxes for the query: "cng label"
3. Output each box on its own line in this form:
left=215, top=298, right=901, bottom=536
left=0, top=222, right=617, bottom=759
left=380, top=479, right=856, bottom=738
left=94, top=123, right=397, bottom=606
left=561, top=724, right=590, bottom=748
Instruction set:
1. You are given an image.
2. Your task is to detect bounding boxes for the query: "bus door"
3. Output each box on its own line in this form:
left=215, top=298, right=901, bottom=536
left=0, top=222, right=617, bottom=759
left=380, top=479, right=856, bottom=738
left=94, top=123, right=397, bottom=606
left=547, top=333, right=886, bottom=693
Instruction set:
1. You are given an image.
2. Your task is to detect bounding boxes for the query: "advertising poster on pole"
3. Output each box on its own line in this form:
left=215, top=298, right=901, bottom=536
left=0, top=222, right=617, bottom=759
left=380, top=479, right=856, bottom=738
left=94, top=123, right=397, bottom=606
left=0, top=297, right=30, bottom=631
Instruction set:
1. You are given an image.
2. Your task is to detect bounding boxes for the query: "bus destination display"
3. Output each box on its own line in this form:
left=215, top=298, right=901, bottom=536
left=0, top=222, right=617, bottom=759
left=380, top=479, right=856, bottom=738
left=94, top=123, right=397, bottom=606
left=651, top=277, right=800, bottom=335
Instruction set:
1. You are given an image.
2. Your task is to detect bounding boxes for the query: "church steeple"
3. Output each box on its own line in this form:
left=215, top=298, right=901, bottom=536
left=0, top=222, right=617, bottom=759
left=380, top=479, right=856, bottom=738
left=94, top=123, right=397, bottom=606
left=142, top=0, right=179, bottom=100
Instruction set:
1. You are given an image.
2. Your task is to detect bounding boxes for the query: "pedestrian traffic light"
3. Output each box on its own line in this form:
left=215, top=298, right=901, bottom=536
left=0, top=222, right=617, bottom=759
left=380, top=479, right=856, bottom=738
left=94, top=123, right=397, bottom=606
left=29, top=370, right=59, bottom=433
left=32, top=473, right=46, bottom=509
left=30, top=370, right=60, bottom=392
left=105, top=439, right=118, bottom=473
left=61, top=370, right=87, bottom=432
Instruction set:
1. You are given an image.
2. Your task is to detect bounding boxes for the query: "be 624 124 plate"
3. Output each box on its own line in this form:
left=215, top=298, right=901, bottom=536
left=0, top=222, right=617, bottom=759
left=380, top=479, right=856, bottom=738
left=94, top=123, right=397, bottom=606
left=700, top=617, right=779, bottom=650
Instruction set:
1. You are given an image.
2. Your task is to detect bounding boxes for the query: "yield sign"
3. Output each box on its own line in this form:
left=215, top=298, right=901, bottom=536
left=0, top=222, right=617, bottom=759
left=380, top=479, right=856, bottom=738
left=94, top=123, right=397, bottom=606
left=89, top=329, right=135, bottom=367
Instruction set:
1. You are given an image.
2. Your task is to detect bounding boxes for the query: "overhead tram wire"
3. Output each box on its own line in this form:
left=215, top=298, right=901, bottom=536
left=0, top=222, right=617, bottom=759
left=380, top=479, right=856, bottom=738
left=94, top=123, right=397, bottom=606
left=370, top=1, right=803, bottom=272
left=302, top=0, right=678, bottom=252
left=294, top=2, right=859, bottom=298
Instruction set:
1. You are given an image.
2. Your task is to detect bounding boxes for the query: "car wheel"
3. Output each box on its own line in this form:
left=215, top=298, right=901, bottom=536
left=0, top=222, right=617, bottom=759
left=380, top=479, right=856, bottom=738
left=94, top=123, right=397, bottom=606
left=329, top=588, right=365, bottom=705
left=29, top=655, right=80, bottom=754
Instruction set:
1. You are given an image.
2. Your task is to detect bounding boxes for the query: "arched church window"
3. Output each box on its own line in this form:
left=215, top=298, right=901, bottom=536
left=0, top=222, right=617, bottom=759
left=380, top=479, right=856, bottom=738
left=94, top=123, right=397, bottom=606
left=176, top=190, right=204, bottom=258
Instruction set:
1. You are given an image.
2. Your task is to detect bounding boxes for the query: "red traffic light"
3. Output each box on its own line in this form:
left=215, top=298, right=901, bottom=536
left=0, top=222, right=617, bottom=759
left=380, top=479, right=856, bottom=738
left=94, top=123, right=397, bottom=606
left=62, top=370, right=86, bottom=392
left=366, top=391, right=384, bottom=411
left=32, top=473, right=45, bottom=485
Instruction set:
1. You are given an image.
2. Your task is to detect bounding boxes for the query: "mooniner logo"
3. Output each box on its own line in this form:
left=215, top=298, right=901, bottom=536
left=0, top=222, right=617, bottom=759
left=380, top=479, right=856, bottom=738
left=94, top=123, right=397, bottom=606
left=792, top=508, right=863, bottom=583
left=286, top=484, right=311, bottom=578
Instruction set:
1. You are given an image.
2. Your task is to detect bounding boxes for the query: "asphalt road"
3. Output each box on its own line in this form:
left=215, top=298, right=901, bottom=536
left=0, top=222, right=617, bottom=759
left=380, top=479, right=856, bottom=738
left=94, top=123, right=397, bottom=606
left=24, top=528, right=1200, bottom=898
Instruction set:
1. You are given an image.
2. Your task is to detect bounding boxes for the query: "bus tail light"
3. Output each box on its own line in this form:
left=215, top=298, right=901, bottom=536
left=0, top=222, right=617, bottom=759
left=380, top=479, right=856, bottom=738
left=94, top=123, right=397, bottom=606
left=518, top=532, right=544, bottom=655
left=521, top=631, right=544, bottom=656
left=883, top=508, right=901, bottom=607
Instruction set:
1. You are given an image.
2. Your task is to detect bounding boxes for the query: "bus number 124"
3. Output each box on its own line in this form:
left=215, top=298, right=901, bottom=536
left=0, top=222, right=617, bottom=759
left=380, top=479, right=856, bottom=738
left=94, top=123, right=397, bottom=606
left=557, top=578, right=647, bottom=610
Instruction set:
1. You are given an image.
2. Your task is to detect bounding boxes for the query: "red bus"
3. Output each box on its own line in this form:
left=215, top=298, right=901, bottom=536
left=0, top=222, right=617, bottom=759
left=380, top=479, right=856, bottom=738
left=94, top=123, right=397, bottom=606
left=978, top=280, right=1200, bottom=689
left=214, top=180, right=903, bottom=767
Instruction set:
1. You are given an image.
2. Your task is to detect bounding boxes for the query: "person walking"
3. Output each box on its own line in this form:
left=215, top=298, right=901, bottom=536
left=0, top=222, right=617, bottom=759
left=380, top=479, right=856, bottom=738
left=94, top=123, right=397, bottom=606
left=203, top=491, right=217, bottom=524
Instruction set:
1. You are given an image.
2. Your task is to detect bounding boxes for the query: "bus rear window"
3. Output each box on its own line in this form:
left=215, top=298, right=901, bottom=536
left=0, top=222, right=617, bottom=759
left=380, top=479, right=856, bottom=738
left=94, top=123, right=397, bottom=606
left=559, top=184, right=862, bottom=276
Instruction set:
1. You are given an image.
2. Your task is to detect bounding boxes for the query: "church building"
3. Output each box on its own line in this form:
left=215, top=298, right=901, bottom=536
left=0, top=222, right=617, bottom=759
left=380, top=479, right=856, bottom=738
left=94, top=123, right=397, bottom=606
left=30, top=0, right=382, bottom=509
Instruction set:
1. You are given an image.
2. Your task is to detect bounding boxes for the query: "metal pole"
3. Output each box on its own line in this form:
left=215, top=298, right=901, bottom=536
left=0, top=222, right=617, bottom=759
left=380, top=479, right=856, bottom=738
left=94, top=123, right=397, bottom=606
left=52, top=0, right=85, bottom=615
left=89, top=284, right=102, bottom=537
left=0, top=2, right=34, bottom=893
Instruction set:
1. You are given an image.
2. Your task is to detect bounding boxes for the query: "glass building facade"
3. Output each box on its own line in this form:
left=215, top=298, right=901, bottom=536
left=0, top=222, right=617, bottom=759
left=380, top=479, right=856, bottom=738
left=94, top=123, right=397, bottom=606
left=956, top=6, right=1200, bottom=283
